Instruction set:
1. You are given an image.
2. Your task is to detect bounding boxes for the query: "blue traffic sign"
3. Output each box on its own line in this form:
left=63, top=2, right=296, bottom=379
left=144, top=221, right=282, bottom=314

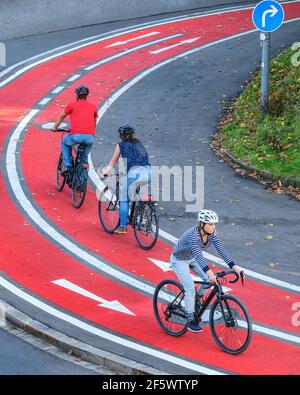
left=252, top=1, right=285, bottom=32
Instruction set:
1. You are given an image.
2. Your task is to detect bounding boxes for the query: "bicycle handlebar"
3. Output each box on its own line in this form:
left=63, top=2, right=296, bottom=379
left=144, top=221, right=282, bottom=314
left=99, top=174, right=108, bottom=181
left=216, top=269, right=245, bottom=285
left=100, top=171, right=120, bottom=180
left=216, top=270, right=238, bottom=283
left=194, top=269, right=245, bottom=287
left=51, top=128, right=70, bottom=133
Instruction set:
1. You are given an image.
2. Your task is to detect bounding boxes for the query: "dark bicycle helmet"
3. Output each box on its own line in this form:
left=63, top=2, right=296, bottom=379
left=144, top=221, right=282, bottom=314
left=75, top=85, right=89, bottom=98
left=118, top=124, right=135, bottom=135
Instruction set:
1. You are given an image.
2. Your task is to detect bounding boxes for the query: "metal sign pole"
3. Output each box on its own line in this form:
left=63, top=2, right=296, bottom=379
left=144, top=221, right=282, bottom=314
left=260, top=32, right=271, bottom=115
left=253, top=1, right=284, bottom=115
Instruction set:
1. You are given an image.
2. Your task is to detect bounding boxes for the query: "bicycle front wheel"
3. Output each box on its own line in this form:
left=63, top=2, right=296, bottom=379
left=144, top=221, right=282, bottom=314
left=209, top=294, right=252, bottom=354
left=56, top=153, right=66, bottom=191
left=153, top=279, right=188, bottom=337
left=98, top=188, right=120, bottom=233
left=133, top=203, right=159, bottom=250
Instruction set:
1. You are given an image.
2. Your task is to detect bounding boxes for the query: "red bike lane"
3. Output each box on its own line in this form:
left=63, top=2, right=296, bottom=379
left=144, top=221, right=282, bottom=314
left=0, top=184, right=299, bottom=375
left=1, top=3, right=300, bottom=374
left=21, top=103, right=300, bottom=336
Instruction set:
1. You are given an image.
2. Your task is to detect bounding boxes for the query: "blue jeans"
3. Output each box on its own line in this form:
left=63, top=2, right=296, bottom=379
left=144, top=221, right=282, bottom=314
left=119, top=165, right=151, bottom=228
left=61, top=134, right=95, bottom=167
left=170, top=254, right=209, bottom=315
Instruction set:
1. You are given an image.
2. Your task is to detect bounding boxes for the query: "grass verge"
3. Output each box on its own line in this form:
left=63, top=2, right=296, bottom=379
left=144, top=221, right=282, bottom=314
left=215, top=45, right=300, bottom=195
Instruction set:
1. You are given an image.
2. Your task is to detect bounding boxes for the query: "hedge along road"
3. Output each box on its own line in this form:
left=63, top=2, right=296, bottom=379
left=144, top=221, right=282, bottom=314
left=0, top=2, right=300, bottom=374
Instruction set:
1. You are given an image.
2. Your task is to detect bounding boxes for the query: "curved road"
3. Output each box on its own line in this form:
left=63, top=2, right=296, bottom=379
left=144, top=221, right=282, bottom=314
left=0, top=1, right=300, bottom=375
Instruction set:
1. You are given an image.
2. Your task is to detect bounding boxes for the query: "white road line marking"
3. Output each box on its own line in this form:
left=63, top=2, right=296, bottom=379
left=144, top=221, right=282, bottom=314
left=0, top=275, right=224, bottom=375
left=148, top=257, right=170, bottom=272
left=51, top=86, right=64, bottom=94
left=88, top=22, right=300, bottom=294
left=6, top=111, right=300, bottom=345
left=0, top=2, right=268, bottom=82
left=6, top=110, right=155, bottom=296
left=105, top=31, right=161, bottom=47
left=4, top=14, right=297, bottom=298
left=239, top=321, right=300, bottom=344
left=84, top=34, right=183, bottom=71
left=38, top=97, right=51, bottom=105
left=67, top=74, right=81, bottom=82
left=159, top=231, right=300, bottom=293
left=148, top=258, right=232, bottom=292
left=52, top=279, right=135, bottom=316
left=150, top=37, right=201, bottom=54
left=2, top=6, right=300, bottom=360
left=0, top=2, right=297, bottom=88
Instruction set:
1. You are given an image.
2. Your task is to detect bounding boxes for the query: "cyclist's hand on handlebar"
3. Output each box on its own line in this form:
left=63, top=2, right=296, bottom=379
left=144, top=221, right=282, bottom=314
left=101, top=169, right=109, bottom=178
left=102, top=165, right=113, bottom=177
left=207, top=270, right=218, bottom=285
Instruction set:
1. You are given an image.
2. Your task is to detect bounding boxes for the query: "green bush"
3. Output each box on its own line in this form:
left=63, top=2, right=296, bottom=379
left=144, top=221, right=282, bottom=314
left=220, top=47, right=300, bottom=182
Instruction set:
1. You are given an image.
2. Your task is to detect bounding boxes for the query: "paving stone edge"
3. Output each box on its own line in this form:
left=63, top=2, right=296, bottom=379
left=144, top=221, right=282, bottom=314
left=0, top=299, right=168, bottom=375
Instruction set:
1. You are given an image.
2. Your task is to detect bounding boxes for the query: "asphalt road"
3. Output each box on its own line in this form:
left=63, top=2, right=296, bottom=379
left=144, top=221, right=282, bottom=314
left=2, top=3, right=299, bottom=285
left=0, top=326, right=94, bottom=375
left=94, top=20, right=300, bottom=285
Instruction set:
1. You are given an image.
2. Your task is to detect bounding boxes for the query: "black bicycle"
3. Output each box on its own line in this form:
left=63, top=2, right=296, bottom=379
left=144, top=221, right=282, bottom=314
left=98, top=171, right=159, bottom=250
left=153, top=270, right=252, bottom=354
left=55, top=129, right=88, bottom=208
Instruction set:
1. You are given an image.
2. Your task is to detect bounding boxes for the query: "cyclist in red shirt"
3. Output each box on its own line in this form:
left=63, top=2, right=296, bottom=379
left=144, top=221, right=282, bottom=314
left=52, top=85, right=98, bottom=175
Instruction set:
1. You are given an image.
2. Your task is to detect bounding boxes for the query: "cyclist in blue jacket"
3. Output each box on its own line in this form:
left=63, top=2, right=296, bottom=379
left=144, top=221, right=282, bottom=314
left=102, top=124, right=151, bottom=234
left=170, top=209, right=242, bottom=333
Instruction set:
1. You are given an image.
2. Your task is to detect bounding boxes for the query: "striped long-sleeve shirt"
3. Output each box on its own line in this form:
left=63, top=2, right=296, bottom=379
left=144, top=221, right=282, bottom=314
left=172, top=226, right=235, bottom=273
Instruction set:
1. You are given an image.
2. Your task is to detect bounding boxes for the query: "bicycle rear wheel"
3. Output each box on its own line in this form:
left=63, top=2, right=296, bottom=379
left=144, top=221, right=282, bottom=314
left=56, top=153, right=66, bottom=191
left=209, top=294, right=252, bottom=354
left=153, top=279, right=188, bottom=337
left=98, top=188, right=120, bottom=233
left=72, top=180, right=87, bottom=208
left=133, top=203, right=159, bottom=250
left=71, top=164, right=87, bottom=208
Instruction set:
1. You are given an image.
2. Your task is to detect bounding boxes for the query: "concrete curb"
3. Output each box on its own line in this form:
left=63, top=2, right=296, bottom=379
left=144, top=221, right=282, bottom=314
left=224, top=151, right=300, bottom=189
left=0, top=299, right=168, bottom=375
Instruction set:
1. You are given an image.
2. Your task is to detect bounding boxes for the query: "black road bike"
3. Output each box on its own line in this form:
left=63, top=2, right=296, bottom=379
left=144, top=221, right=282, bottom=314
left=55, top=129, right=88, bottom=208
left=98, top=171, right=159, bottom=250
left=153, top=270, right=252, bottom=354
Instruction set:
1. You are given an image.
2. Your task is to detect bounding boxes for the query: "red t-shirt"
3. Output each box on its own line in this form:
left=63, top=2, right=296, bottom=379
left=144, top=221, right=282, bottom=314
left=64, top=100, right=98, bottom=135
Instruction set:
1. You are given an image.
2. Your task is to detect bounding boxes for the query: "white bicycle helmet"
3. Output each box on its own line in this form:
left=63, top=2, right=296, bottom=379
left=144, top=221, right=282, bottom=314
left=197, top=209, right=219, bottom=224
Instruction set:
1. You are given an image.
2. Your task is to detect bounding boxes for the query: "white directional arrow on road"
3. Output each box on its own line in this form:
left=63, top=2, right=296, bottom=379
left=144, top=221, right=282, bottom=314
left=262, top=5, right=278, bottom=28
left=148, top=258, right=232, bottom=293
left=105, top=31, right=161, bottom=48
left=52, top=279, right=135, bottom=316
left=150, top=37, right=201, bottom=54
left=148, top=258, right=171, bottom=272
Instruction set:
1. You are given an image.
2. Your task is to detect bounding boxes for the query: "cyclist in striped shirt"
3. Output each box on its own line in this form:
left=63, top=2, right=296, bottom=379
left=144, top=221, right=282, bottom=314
left=170, top=209, right=242, bottom=333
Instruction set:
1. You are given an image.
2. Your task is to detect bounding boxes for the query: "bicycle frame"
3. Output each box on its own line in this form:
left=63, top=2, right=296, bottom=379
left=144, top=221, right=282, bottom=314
left=113, top=173, right=145, bottom=226
left=195, top=283, right=221, bottom=321
left=166, top=281, right=230, bottom=322
left=73, top=144, right=85, bottom=164
left=196, top=272, right=242, bottom=323
left=65, top=145, right=86, bottom=186
left=100, top=170, right=158, bottom=249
